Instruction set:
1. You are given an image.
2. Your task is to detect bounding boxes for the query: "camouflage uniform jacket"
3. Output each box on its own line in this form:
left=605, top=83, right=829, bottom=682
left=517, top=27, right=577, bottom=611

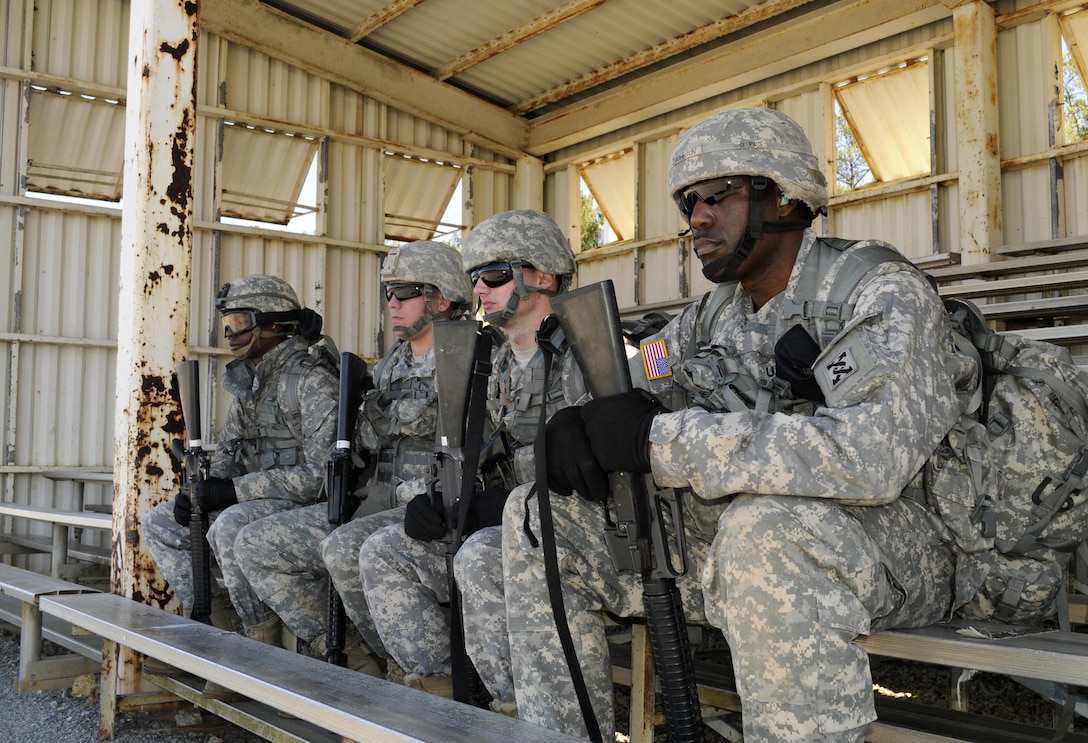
left=643, top=230, right=977, bottom=536
left=213, top=335, right=339, bottom=504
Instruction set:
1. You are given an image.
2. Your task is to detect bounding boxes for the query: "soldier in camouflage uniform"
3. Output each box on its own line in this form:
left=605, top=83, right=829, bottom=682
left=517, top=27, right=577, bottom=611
left=359, top=210, right=585, bottom=710
left=142, top=274, right=339, bottom=694
left=503, top=108, right=979, bottom=742
left=234, top=241, right=472, bottom=674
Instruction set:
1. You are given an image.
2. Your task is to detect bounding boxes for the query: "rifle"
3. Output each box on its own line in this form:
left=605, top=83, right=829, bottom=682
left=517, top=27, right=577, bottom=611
left=175, top=360, right=213, bottom=626
left=431, top=320, right=494, bottom=704
left=550, top=280, right=704, bottom=743
left=325, top=352, right=369, bottom=665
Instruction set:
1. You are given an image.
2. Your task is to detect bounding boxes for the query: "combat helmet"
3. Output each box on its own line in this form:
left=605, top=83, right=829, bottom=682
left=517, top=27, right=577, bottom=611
left=461, top=209, right=576, bottom=326
left=380, top=240, right=473, bottom=338
left=215, top=274, right=312, bottom=359
left=669, top=108, right=828, bottom=282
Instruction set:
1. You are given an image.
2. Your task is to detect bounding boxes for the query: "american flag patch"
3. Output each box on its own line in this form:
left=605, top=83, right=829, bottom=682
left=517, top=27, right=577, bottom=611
left=641, top=338, right=671, bottom=380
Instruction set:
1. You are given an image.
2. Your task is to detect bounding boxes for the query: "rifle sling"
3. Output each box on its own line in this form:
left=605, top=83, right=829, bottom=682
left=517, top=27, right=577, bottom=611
left=532, top=343, right=604, bottom=743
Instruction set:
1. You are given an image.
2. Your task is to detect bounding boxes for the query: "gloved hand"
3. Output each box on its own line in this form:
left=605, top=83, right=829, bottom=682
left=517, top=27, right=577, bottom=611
left=464, top=487, right=510, bottom=534
left=404, top=493, right=446, bottom=541
left=193, top=477, right=238, bottom=513
left=544, top=406, right=610, bottom=502
left=172, top=489, right=192, bottom=526
left=581, top=389, right=667, bottom=474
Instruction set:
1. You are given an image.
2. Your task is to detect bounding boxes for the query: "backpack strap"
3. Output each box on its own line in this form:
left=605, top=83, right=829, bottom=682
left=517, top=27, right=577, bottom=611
left=780, top=239, right=913, bottom=347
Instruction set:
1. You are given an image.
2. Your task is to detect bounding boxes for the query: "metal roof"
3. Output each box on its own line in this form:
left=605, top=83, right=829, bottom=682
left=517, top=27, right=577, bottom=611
left=232, top=0, right=960, bottom=157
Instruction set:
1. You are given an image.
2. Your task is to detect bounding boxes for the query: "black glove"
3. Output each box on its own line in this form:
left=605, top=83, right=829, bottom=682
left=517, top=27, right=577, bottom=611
left=404, top=493, right=446, bottom=541
left=464, top=487, right=510, bottom=534
left=544, top=406, right=610, bottom=502
left=193, top=477, right=238, bottom=513
left=582, top=389, right=666, bottom=474
left=172, top=490, right=192, bottom=526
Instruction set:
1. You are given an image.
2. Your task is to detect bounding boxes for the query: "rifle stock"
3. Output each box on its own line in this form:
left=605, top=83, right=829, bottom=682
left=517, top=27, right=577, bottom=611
left=325, top=352, right=369, bottom=665
left=432, top=320, right=494, bottom=704
left=550, top=281, right=704, bottom=743
left=175, top=360, right=213, bottom=626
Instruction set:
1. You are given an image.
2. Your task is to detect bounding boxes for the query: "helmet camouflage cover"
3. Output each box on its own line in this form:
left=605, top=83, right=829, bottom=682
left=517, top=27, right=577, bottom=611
left=461, top=209, right=576, bottom=278
left=215, top=274, right=301, bottom=315
left=381, top=240, right=473, bottom=308
left=668, top=107, right=828, bottom=214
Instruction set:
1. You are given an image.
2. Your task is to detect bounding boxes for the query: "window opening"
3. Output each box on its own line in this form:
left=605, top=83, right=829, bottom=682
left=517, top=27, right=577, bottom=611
left=1062, top=29, right=1088, bottom=143
left=833, top=57, right=930, bottom=190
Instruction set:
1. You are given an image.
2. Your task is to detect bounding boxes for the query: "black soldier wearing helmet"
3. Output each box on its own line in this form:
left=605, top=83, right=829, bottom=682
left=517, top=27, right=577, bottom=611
left=506, top=108, right=977, bottom=743
left=142, top=273, right=340, bottom=699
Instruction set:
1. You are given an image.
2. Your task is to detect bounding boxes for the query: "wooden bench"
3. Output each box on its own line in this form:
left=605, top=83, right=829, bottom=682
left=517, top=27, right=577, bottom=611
left=0, top=563, right=101, bottom=692
left=39, top=591, right=584, bottom=743
left=616, top=609, right=1088, bottom=743
left=0, top=503, right=112, bottom=578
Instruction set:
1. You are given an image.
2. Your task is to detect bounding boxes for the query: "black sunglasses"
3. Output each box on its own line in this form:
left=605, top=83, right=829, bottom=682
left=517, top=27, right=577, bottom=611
left=469, top=262, right=531, bottom=288
left=676, top=177, right=745, bottom=217
left=384, top=283, right=425, bottom=302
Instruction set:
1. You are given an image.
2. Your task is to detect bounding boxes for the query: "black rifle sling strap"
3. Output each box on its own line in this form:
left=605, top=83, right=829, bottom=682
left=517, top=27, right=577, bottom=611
left=531, top=317, right=604, bottom=743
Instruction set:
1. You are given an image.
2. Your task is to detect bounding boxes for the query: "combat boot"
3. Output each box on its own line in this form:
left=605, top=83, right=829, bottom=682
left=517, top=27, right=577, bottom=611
left=203, top=615, right=282, bottom=701
left=310, top=632, right=384, bottom=678
left=403, top=672, right=455, bottom=699
left=489, top=699, right=519, bottom=718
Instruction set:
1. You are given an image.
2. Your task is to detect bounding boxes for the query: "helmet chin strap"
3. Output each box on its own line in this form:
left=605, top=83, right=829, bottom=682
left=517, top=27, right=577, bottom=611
left=697, top=177, right=813, bottom=284
left=481, top=260, right=534, bottom=327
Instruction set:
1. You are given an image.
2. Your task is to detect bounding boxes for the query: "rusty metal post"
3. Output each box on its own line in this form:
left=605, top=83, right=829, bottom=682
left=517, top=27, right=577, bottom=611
left=953, top=0, right=1002, bottom=264
left=111, top=0, right=200, bottom=705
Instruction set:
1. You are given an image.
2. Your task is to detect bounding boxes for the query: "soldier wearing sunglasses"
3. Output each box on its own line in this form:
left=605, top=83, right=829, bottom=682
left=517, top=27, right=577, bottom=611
left=359, top=209, right=588, bottom=712
left=234, top=241, right=473, bottom=680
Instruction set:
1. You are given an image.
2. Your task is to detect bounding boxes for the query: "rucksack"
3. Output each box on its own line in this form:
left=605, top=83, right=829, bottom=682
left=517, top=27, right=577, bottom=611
left=663, top=238, right=1088, bottom=624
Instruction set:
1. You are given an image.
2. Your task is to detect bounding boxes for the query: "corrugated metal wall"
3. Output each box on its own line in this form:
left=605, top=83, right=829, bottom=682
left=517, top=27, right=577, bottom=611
left=0, top=0, right=515, bottom=568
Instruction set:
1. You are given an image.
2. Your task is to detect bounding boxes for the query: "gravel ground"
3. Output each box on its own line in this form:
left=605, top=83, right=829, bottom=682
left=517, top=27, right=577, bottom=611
left=0, top=628, right=260, bottom=743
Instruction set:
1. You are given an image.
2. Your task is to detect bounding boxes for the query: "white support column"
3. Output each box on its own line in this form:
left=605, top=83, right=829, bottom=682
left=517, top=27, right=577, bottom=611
left=514, top=155, right=544, bottom=210
left=953, top=0, right=1002, bottom=263
left=112, top=0, right=199, bottom=695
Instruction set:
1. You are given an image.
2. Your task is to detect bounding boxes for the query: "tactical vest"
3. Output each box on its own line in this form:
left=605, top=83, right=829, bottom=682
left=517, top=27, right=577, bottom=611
left=489, top=343, right=586, bottom=485
left=222, top=343, right=336, bottom=472
left=364, top=342, right=439, bottom=487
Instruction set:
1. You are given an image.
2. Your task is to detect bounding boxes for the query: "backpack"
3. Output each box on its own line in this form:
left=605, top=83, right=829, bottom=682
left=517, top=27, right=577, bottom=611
left=653, top=238, right=1088, bottom=624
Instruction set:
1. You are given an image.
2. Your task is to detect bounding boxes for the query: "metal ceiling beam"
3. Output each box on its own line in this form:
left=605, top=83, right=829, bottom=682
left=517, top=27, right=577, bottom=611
left=433, top=0, right=609, bottom=81
left=513, top=0, right=817, bottom=115
left=201, top=0, right=528, bottom=157
left=347, top=0, right=426, bottom=42
left=526, top=0, right=954, bottom=156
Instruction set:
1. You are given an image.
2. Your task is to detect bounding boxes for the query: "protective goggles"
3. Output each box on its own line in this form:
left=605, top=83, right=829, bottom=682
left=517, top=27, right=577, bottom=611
left=220, top=310, right=259, bottom=337
left=676, top=177, right=745, bottom=217
left=383, top=283, right=426, bottom=302
left=469, top=262, right=528, bottom=288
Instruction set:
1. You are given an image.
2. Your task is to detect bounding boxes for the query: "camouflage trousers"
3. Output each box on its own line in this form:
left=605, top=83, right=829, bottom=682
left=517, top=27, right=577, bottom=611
left=504, top=486, right=955, bottom=743
left=359, top=524, right=513, bottom=702
left=236, top=500, right=400, bottom=655
left=320, top=506, right=405, bottom=655
left=142, top=498, right=297, bottom=625
left=503, top=485, right=710, bottom=741
left=702, top=494, right=956, bottom=743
